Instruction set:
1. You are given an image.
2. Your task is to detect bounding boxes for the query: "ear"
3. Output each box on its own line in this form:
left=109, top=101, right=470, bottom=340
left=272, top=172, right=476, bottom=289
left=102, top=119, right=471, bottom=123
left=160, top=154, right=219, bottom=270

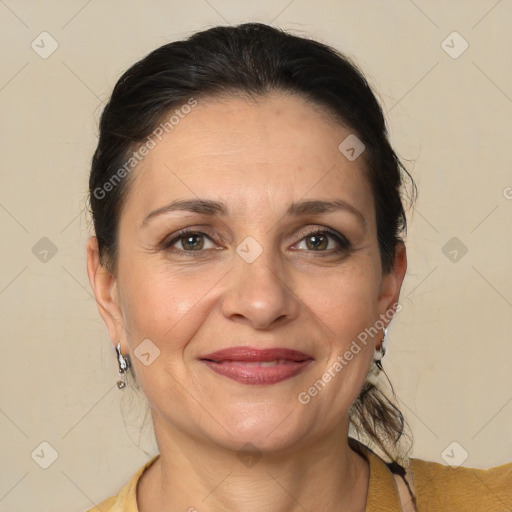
left=376, top=241, right=407, bottom=325
left=86, top=235, right=127, bottom=352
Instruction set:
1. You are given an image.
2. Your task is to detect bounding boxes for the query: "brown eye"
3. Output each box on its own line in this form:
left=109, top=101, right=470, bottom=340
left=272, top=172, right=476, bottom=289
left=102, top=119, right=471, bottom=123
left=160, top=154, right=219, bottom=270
left=305, top=233, right=329, bottom=251
left=180, top=233, right=205, bottom=251
left=296, top=229, right=351, bottom=253
left=163, top=231, right=216, bottom=252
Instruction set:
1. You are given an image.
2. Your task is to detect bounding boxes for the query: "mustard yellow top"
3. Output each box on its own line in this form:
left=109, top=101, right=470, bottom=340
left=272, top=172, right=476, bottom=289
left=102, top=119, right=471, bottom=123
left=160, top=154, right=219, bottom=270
left=86, top=442, right=512, bottom=511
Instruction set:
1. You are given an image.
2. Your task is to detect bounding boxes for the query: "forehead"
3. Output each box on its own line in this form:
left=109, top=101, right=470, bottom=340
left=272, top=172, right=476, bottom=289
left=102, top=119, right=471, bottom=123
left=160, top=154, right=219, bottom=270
left=121, top=92, right=374, bottom=225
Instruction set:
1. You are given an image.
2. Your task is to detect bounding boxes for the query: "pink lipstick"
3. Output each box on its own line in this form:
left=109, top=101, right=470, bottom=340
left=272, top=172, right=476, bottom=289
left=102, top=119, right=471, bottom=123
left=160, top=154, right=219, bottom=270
left=200, top=347, right=314, bottom=385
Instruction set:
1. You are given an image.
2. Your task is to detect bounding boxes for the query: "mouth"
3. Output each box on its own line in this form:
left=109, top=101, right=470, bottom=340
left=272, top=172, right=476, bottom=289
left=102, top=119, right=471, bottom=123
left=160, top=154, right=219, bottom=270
left=199, top=347, right=314, bottom=385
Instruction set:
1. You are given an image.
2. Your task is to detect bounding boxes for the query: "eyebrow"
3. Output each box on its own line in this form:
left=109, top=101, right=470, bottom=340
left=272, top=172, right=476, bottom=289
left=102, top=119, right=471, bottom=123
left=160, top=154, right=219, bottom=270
left=141, top=198, right=366, bottom=230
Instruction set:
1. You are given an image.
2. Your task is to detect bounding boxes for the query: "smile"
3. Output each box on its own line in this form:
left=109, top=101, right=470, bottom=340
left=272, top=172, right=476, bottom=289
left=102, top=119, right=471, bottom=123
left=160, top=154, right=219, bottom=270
left=200, top=346, right=314, bottom=385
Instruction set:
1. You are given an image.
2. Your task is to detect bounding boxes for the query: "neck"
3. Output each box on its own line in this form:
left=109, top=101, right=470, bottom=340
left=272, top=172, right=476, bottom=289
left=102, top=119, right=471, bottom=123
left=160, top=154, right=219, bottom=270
left=138, top=416, right=369, bottom=512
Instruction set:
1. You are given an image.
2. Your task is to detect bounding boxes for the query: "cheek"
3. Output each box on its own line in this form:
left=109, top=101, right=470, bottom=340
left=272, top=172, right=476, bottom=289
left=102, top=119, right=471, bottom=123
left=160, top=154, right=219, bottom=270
left=118, top=260, right=229, bottom=367
left=301, top=261, right=380, bottom=395
left=121, top=271, right=204, bottom=338
left=296, top=268, right=379, bottom=418
left=117, top=268, right=211, bottom=410
left=304, top=260, right=381, bottom=338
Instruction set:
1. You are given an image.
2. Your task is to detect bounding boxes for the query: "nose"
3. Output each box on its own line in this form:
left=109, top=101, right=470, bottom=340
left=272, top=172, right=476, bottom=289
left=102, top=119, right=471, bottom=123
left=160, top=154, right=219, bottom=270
left=220, top=242, right=301, bottom=330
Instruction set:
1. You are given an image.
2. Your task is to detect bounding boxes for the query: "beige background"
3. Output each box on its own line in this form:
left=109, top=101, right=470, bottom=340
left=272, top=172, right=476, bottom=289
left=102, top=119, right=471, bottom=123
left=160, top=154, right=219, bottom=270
left=1, top=0, right=511, bottom=510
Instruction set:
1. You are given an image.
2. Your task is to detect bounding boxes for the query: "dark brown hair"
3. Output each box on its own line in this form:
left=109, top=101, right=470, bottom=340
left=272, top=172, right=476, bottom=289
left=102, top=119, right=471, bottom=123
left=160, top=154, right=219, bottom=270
left=88, top=22, right=416, bottom=503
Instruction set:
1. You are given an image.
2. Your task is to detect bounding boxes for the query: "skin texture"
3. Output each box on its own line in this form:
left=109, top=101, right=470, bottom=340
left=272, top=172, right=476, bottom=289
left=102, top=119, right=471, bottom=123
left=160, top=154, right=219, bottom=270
left=87, top=91, right=407, bottom=511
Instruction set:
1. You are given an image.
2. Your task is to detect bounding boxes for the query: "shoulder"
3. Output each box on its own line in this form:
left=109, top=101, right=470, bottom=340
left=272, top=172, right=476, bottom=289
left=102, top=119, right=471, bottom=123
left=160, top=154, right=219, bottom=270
left=83, top=454, right=161, bottom=512
left=409, top=456, right=512, bottom=511
left=84, top=496, right=117, bottom=512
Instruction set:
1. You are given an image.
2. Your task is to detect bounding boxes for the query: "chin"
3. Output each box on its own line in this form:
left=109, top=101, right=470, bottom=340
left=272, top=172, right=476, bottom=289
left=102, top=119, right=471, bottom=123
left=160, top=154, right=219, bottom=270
left=210, top=405, right=308, bottom=453
left=215, top=429, right=300, bottom=456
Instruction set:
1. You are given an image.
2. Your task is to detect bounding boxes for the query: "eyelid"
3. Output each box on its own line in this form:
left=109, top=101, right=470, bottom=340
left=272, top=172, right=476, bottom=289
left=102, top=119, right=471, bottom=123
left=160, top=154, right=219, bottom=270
left=297, top=225, right=348, bottom=241
left=160, top=227, right=217, bottom=249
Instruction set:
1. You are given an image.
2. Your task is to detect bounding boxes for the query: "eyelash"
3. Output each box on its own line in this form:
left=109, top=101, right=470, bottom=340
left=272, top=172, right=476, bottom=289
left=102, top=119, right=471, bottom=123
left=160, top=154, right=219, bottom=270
left=160, top=227, right=351, bottom=257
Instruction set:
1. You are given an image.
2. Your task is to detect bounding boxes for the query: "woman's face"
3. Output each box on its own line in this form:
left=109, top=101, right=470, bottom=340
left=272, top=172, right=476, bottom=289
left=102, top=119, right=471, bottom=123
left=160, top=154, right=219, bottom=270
left=88, top=91, right=406, bottom=453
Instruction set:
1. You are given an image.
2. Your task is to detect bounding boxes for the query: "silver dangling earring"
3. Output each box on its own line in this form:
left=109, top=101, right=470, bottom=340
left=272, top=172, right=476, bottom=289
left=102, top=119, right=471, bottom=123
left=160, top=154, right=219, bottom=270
left=366, top=327, right=388, bottom=386
left=373, top=327, right=387, bottom=371
left=115, top=342, right=130, bottom=389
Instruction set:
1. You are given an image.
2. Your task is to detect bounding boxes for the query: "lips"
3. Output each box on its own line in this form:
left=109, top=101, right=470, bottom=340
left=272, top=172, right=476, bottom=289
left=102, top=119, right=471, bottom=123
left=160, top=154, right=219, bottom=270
left=200, top=347, right=314, bottom=385
left=201, top=347, right=312, bottom=362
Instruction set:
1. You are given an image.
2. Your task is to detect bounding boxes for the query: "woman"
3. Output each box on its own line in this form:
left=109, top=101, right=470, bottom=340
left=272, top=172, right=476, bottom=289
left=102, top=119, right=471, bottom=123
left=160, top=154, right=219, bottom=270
left=85, top=23, right=511, bottom=511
